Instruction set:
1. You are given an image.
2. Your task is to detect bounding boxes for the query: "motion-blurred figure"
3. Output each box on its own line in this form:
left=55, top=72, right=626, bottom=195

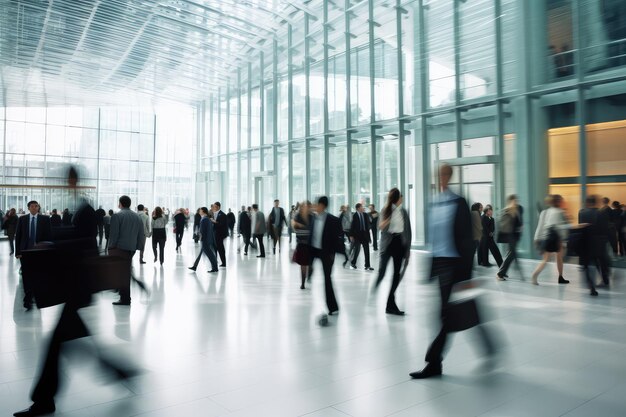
left=410, top=164, right=495, bottom=379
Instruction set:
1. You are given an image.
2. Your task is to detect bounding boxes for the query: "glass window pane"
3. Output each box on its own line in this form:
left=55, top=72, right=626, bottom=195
left=427, top=0, right=455, bottom=108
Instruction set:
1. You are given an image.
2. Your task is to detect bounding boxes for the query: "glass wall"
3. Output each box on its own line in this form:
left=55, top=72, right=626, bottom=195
left=1, top=105, right=195, bottom=214
left=198, top=0, right=626, bottom=256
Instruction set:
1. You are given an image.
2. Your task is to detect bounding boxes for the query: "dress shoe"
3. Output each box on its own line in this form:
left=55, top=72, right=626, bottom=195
left=154, top=257, right=157, bottom=262
left=208, top=269, right=219, bottom=273
left=300, top=285, right=305, bottom=290
left=13, top=401, right=55, bottom=417
left=365, top=267, right=374, bottom=271
left=328, top=309, right=339, bottom=316
left=243, top=252, right=248, bottom=256
left=220, top=264, right=226, bottom=267
left=350, top=265, right=357, bottom=270
left=496, top=273, right=506, bottom=281
left=558, top=276, right=570, bottom=284
left=590, top=289, right=598, bottom=296
left=342, top=260, right=348, bottom=268
left=112, top=300, right=130, bottom=306
left=23, top=303, right=33, bottom=311
left=188, top=267, right=197, bottom=272
left=257, top=255, right=265, bottom=258
left=139, top=260, right=146, bottom=264
left=503, top=273, right=509, bottom=278
left=483, top=263, right=493, bottom=268
left=386, top=308, right=405, bottom=316
left=409, top=362, right=442, bottom=379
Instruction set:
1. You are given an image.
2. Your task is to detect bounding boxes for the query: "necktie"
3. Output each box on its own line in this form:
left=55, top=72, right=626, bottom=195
left=29, top=216, right=36, bottom=247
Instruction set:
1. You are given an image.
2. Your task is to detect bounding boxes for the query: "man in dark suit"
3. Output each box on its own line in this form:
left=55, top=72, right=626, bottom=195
left=269, top=199, right=288, bottom=255
left=189, top=207, right=218, bottom=273
left=15, top=200, right=52, bottom=310
left=349, top=203, right=373, bottom=271
left=50, top=209, right=62, bottom=228
left=238, top=205, right=252, bottom=255
left=579, top=195, right=611, bottom=292
left=212, top=202, right=228, bottom=267
left=227, top=208, right=236, bottom=238
left=410, top=164, right=495, bottom=379
left=309, top=196, right=344, bottom=315
left=95, top=206, right=106, bottom=246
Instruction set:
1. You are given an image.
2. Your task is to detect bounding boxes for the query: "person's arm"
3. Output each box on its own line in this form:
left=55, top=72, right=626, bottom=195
left=109, top=215, right=119, bottom=249
left=14, top=217, right=23, bottom=257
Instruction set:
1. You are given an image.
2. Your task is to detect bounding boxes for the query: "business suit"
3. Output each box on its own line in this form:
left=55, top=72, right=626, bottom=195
left=479, top=214, right=503, bottom=267
left=191, top=216, right=218, bottom=271
left=349, top=211, right=371, bottom=268
left=50, top=214, right=62, bottom=228
left=27, top=201, right=99, bottom=411
left=309, top=211, right=343, bottom=313
left=214, top=210, right=228, bottom=266
left=416, top=191, right=494, bottom=376
left=109, top=208, right=144, bottom=304
left=16, top=213, right=53, bottom=309
left=238, top=211, right=252, bottom=254
left=174, top=212, right=187, bottom=250
left=95, top=208, right=106, bottom=245
left=252, top=210, right=266, bottom=257
left=269, top=206, right=288, bottom=253
left=579, top=207, right=610, bottom=287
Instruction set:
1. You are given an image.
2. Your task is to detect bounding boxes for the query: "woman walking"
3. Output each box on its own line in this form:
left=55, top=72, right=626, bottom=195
left=291, top=201, right=313, bottom=289
left=531, top=194, right=571, bottom=285
left=374, top=188, right=412, bottom=316
left=152, top=206, right=168, bottom=265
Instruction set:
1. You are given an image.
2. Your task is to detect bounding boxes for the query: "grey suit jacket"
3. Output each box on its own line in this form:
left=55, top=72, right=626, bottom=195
left=379, top=207, right=412, bottom=259
left=109, top=208, right=144, bottom=252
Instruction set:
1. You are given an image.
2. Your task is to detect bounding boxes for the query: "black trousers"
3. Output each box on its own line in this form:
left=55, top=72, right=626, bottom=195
left=152, top=236, right=166, bottom=264
left=192, top=243, right=218, bottom=270
left=498, top=239, right=520, bottom=276
left=375, top=235, right=405, bottom=310
left=240, top=233, right=250, bottom=253
left=479, top=236, right=503, bottom=266
left=175, top=228, right=184, bottom=249
left=97, top=224, right=104, bottom=245
left=424, top=258, right=494, bottom=365
left=31, top=300, right=89, bottom=403
left=310, top=247, right=338, bottom=313
left=110, top=249, right=134, bottom=303
left=351, top=238, right=371, bottom=268
left=216, top=238, right=226, bottom=265
left=371, top=228, right=378, bottom=251
left=8, top=235, right=15, bottom=254
left=253, top=234, right=265, bottom=256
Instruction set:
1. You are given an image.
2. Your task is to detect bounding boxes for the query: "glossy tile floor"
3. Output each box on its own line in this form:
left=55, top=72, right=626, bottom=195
left=1, top=235, right=625, bottom=417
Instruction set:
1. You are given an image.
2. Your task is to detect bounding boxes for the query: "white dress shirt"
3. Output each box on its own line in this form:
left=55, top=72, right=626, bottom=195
left=388, top=205, right=404, bottom=234
left=312, top=211, right=327, bottom=250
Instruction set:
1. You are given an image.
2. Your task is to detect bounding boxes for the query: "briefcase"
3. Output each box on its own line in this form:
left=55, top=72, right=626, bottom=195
left=443, top=297, right=481, bottom=332
left=84, top=255, right=131, bottom=293
left=21, top=248, right=71, bottom=308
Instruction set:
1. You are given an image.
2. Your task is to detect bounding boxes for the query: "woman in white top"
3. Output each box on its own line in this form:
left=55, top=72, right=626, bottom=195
left=531, top=194, right=570, bottom=285
left=373, top=188, right=412, bottom=315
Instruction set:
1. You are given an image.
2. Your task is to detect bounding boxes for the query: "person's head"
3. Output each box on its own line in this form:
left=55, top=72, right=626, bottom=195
left=154, top=206, right=163, bottom=218
left=355, top=203, right=363, bottom=212
left=273, top=199, right=280, bottom=207
left=252, top=204, right=259, bottom=211
left=52, top=209, right=57, bottom=215
left=241, top=205, right=245, bottom=211
left=383, top=188, right=402, bottom=219
left=247, top=206, right=252, bottom=212
left=119, top=195, right=131, bottom=209
left=438, top=163, right=453, bottom=191
left=137, top=204, right=144, bottom=212
left=228, top=208, right=232, bottom=213
left=612, top=201, right=620, bottom=209
left=27, top=200, right=40, bottom=215
left=506, top=194, right=518, bottom=207
left=108, top=209, right=114, bottom=216
left=471, top=202, right=482, bottom=212
left=300, top=200, right=311, bottom=215
left=369, top=204, right=375, bottom=211
left=317, top=196, right=329, bottom=211
left=551, top=194, right=563, bottom=208
left=200, top=207, right=209, bottom=216
left=214, top=202, right=221, bottom=211
left=602, top=197, right=610, bottom=206
left=291, top=205, right=295, bottom=210
left=585, top=195, right=599, bottom=208
left=9, top=208, right=16, bottom=216
left=483, top=204, right=493, bottom=216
